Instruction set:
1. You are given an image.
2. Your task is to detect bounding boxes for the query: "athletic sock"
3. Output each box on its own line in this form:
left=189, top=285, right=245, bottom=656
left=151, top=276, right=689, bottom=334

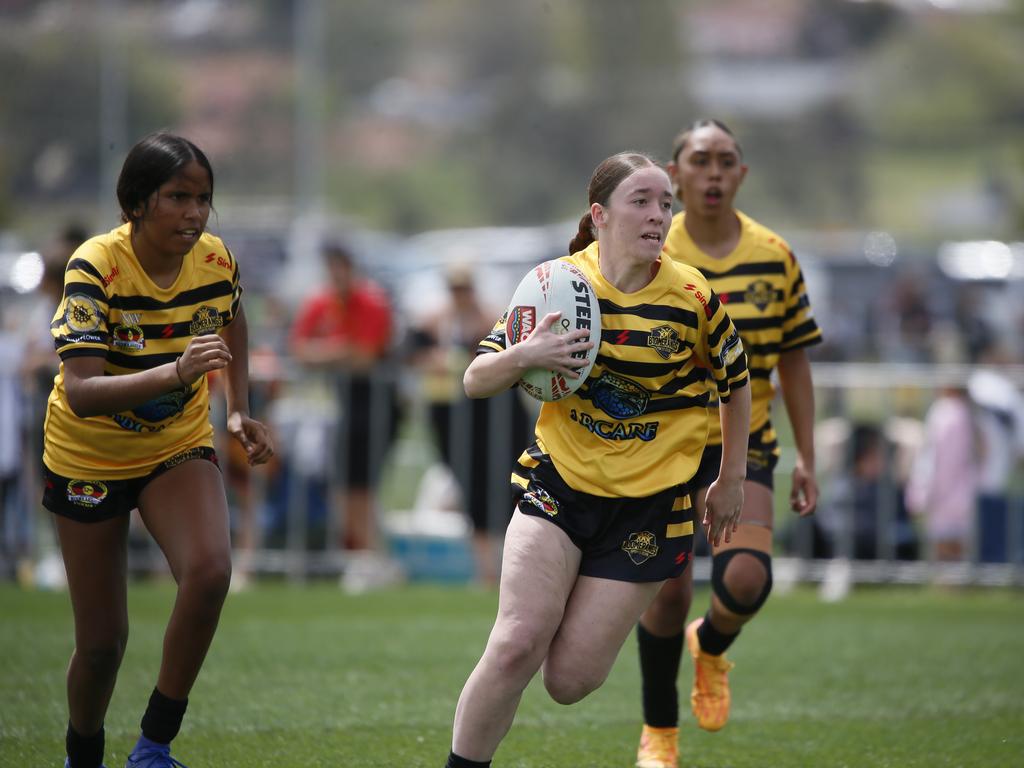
left=697, top=611, right=739, bottom=656
left=140, top=687, right=188, bottom=745
left=637, top=623, right=684, bottom=727
left=66, top=722, right=104, bottom=768
left=446, top=751, right=492, bottom=767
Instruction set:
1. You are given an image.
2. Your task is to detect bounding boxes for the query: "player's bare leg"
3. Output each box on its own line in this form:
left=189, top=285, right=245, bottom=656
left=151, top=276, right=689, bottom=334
left=450, top=511, right=580, bottom=762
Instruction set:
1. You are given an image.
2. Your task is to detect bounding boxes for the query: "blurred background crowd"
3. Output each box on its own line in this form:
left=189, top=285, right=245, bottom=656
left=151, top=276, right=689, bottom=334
left=1, top=0, right=1023, bottom=591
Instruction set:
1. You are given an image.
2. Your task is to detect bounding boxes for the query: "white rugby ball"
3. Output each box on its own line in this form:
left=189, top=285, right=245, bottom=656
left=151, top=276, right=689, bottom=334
left=504, top=259, right=601, bottom=402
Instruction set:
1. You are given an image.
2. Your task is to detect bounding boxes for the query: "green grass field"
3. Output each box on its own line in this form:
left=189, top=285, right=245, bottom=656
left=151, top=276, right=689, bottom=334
left=2, top=582, right=1021, bottom=767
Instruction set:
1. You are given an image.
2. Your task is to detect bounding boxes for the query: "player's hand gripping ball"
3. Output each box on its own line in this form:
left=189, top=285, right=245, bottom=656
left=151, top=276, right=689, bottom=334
left=505, top=259, right=601, bottom=402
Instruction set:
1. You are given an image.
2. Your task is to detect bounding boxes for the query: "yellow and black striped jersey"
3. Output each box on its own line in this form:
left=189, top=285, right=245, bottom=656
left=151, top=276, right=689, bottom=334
left=43, top=224, right=242, bottom=479
left=479, top=241, right=749, bottom=498
left=663, top=210, right=821, bottom=445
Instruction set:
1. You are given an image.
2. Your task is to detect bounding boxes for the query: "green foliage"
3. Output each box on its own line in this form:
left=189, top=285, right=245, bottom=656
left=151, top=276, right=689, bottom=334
left=2, top=583, right=1022, bottom=766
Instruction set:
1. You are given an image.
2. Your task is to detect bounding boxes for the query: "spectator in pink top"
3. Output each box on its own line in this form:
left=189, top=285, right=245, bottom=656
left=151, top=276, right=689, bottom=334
left=905, top=386, right=979, bottom=562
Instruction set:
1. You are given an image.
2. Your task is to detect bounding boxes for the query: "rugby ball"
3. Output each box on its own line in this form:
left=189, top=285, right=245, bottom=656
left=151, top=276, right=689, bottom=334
left=504, top=259, right=601, bottom=402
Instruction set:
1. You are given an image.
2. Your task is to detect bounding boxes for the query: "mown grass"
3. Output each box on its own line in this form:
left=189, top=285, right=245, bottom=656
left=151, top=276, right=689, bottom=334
left=2, top=582, right=1021, bottom=767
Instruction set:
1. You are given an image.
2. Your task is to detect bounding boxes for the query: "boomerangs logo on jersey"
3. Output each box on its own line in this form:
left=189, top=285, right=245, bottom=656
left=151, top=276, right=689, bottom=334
left=189, top=305, right=224, bottom=335
left=622, top=530, right=659, bottom=565
left=65, top=294, right=102, bottom=334
left=67, top=480, right=108, bottom=508
left=590, top=372, right=650, bottom=419
left=744, top=280, right=781, bottom=312
left=111, top=322, right=145, bottom=351
left=647, top=325, right=681, bottom=359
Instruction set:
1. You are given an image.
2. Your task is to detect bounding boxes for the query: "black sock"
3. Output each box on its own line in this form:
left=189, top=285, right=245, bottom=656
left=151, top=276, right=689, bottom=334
left=446, top=751, right=492, bottom=768
left=66, top=722, right=104, bottom=768
left=637, top=623, right=684, bottom=728
left=697, top=611, right=739, bottom=656
left=140, top=687, right=188, bottom=745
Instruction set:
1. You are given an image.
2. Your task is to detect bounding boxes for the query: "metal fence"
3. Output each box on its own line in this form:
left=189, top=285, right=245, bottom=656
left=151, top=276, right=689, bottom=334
left=6, top=363, right=1023, bottom=588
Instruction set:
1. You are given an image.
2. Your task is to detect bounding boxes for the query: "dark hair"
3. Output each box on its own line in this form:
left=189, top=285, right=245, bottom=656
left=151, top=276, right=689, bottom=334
left=322, top=240, right=355, bottom=267
left=59, top=222, right=89, bottom=249
left=568, top=151, right=659, bottom=253
left=116, top=132, right=214, bottom=225
left=669, top=119, right=743, bottom=164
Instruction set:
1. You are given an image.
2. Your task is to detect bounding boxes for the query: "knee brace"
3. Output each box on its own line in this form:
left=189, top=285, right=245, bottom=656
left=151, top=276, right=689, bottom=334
left=710, top=548, right=773, bottom=616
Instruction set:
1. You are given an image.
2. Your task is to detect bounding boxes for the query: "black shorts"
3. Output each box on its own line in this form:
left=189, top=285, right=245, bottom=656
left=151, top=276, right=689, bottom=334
left=692, top=421, right=780, bottom=492
left=336, top=375, right=400, bottom=489
left=42, top=447, right=219, bottom=523
left=512, top=453, right=694, bottom=583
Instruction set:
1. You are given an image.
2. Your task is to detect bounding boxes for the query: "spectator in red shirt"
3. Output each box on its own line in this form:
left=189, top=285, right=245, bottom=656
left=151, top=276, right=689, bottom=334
left=292, top=242, right=400, bottom=552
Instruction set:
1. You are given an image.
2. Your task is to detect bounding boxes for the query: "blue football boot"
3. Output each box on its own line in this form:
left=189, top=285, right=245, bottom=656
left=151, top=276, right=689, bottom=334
left=124, top=736, right=188, bottom=768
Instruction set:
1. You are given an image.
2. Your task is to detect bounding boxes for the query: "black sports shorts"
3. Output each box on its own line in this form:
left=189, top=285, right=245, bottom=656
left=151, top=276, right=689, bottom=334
left=691, top=420, right=780, bottom=492
left=512, top=453, right=694, bottom=583
left=43, top=446, right=219, bottom=523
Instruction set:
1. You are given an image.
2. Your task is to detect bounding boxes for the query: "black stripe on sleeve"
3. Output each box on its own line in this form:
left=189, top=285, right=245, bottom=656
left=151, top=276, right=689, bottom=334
left=782, top=320, right=821, bottom=345
left=66, top=258, right=104, bottom=282
left=63, top=282, right=107, bottom=302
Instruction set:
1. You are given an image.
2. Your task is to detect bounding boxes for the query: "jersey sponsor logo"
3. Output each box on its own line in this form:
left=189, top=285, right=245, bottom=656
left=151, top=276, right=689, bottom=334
left=744, top=280, right=779, bottom=311
left=65, top=294, right=102, bottom=333
left=622, top=530, right=659, bottom=565
left=189, top=305, right=224, bottom=335
left=111, top=322, right=145, bottom=351
left=523, top=487, right=559, bottom=517
left=204, top=252, right=232, bottom=270
left=647, top=325, right=681, bottom=359
left=101, top=266, right=120, bottom=286
left=66, top=479, right=108, bottom=507
left=110, top=414, right=171, bottom=433
left=719, top=330, right=743, bottom=367
left=507, top=305, right=536, bottom=344
left=130, top=388, right=191, bottom=424
left=569, top=408, right=659, bottom=442
left=590, top=372, right=650, bottom=419
left=684, top=283, right=713, bottom=319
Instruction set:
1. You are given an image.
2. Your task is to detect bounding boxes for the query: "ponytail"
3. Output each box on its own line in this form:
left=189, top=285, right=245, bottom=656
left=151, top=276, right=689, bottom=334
left=568, top=212, right=595, bottom=254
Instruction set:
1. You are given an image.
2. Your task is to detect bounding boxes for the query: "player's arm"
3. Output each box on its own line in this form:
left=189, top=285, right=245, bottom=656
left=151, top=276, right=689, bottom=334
left=463, top=311, right=592, bottom=399
left=62, top=335, right=231, bottom=418
left=706, top=382, right=751, bottom=546
left=698, top=283, right=751, bottom=546
left=220, top=303, right=273, bottom=465
left=777, top=347, right=817, bottom=515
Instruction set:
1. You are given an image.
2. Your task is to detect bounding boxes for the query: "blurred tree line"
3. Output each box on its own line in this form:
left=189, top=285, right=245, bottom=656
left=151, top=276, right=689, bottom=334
left=0, top=0, right=1021, bottom=240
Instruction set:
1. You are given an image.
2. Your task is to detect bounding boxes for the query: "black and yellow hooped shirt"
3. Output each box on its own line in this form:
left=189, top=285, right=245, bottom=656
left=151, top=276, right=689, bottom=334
left=663, top=210, right=821, bottom=446
left=480, top=242, right=749, bottom=499
left=43, top=224, right=242, bottom=480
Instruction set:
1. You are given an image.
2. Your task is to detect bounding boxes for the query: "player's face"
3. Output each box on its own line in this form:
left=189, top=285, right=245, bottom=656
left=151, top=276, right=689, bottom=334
left=132, top=159, right=212, bottom=262
left=669, top=125, right=747, bottom=218
left=596, top=165, right=674, bottom=264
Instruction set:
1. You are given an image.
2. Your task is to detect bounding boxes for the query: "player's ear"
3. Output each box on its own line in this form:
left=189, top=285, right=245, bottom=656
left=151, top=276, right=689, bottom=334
left=591, top=202, right=607, bottom=228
